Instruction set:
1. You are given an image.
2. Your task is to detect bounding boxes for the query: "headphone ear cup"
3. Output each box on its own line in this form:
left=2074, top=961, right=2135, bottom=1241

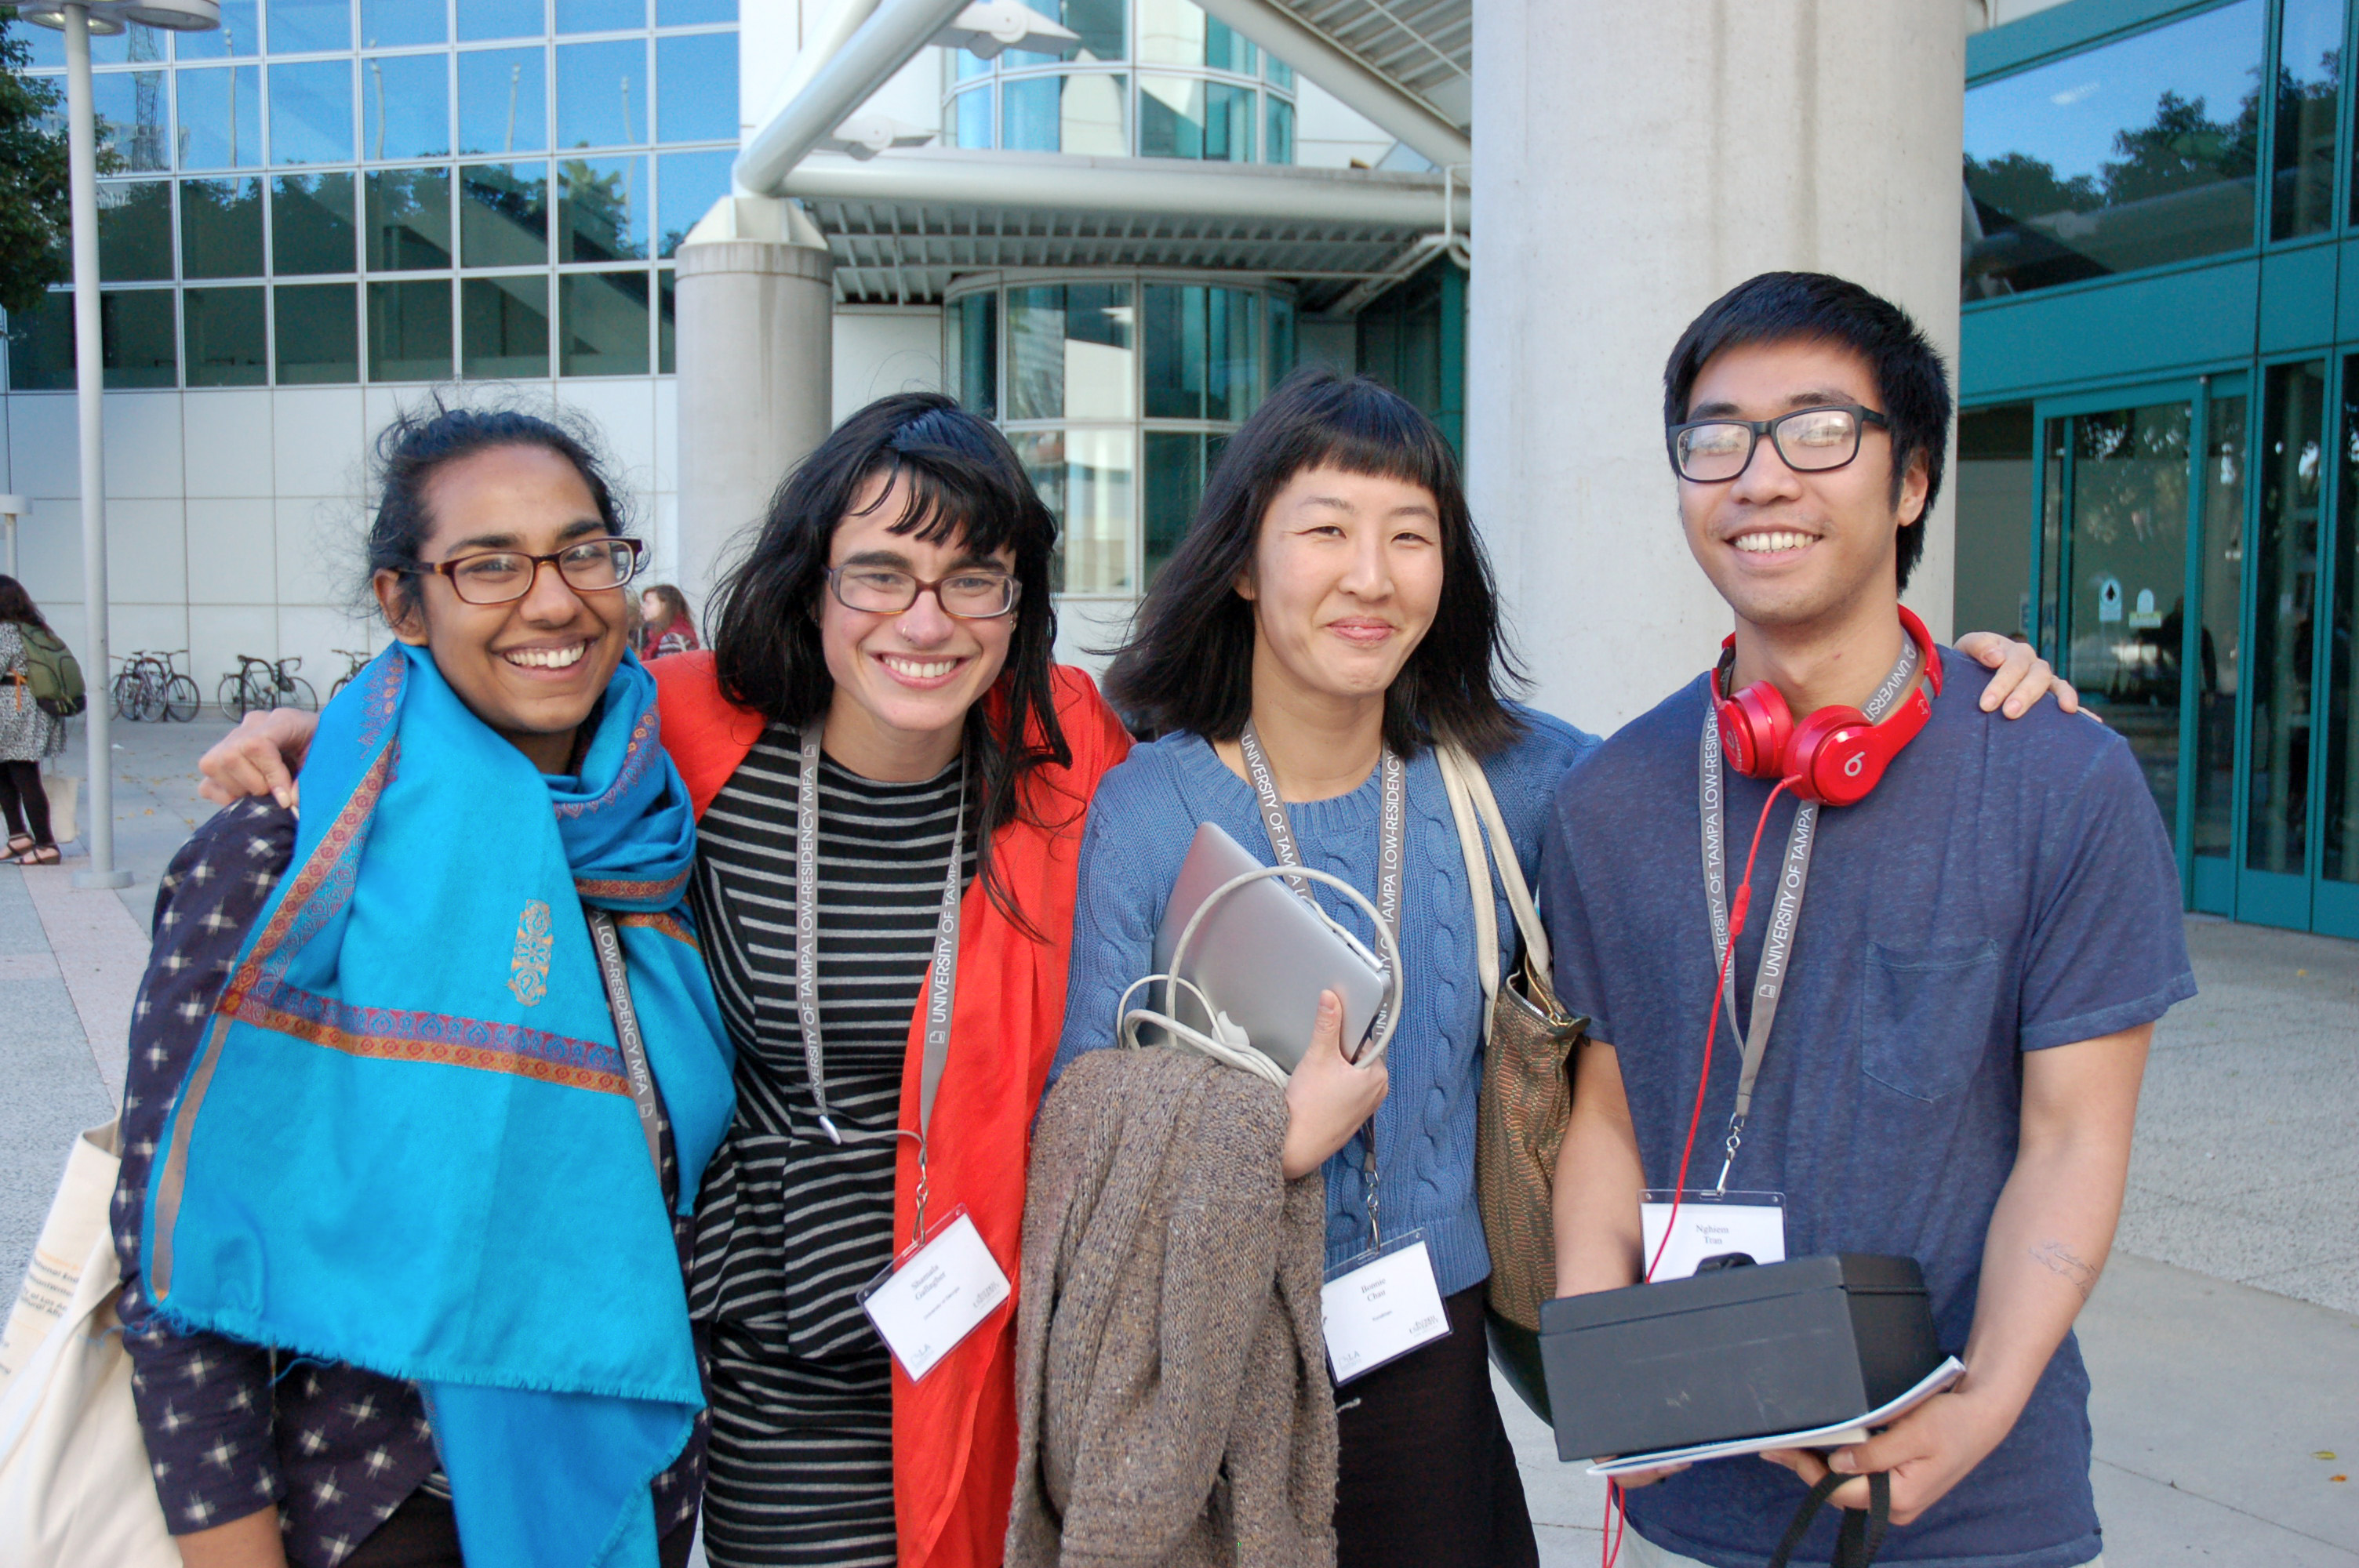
left=1716, top=681, right=1794, bottom=779
left=1789, top=705, right=1880, bottom=807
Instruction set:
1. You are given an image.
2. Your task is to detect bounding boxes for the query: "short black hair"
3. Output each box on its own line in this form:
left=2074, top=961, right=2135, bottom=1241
left=1106, top=366, right=1525, bottom=757
left=1662, top=271, right=1952, bottom=591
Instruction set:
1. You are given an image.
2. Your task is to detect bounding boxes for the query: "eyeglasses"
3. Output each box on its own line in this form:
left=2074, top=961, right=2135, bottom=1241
left=827, top=565, right=1021, bottom=619
left=415, top=536, right=645, bottom=606
left=1666, top=405, right=1892, bottom=484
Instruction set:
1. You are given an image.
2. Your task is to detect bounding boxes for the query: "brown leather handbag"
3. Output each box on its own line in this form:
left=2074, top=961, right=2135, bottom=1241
left=1438, top=744, right=1587, bottom=1425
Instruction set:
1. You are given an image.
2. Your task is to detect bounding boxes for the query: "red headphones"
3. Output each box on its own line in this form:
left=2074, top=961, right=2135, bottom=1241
left=1713, top=607, right=1943, bottom=808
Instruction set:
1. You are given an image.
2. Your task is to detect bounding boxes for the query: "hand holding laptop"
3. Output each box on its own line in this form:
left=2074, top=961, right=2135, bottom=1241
left=1280, top=991, right=1388, bottom=1180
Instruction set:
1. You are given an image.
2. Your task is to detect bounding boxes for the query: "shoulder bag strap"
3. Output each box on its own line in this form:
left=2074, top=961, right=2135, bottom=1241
left=584, top=908, right=666, bottom=1182
left=1455, top=750, right=1551, bottom=980
left=1436, top=745, right=1503, bottom=1029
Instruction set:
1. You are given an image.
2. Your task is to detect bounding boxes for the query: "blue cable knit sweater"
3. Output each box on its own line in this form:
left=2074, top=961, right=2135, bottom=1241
left=1050, top=707, right=1599, bottom=1296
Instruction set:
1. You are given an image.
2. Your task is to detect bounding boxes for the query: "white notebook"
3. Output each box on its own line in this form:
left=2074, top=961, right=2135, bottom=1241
left=1584, top=1358, right=1965, bottom=1477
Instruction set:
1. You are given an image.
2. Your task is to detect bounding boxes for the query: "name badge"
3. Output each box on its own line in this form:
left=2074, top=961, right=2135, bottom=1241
left=1639, top=1189, right=1787, bottom=1281
left=856, top=1207, right=1009, bottom=1381
left=1321, top=1232, right=1450, bottom=1385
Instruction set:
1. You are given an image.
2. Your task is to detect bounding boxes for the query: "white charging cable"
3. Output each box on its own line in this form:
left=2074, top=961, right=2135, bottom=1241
left=1117, top=863, right=1405, bottom=1086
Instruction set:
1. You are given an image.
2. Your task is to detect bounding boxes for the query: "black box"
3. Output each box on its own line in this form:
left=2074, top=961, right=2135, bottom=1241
left=1539, top=1254, right=1944, bottom=1464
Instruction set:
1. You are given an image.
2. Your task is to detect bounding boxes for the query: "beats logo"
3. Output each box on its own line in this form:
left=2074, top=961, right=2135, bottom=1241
left=1710, top=607, right=1945, bottom=807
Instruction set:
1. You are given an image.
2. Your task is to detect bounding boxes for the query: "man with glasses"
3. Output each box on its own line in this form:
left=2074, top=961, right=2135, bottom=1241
left=1539, top=273, right=2191, bottom=1568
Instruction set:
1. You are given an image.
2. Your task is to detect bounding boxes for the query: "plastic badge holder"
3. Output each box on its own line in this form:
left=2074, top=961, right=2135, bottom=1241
left=1538, top=1254, right=1945, bottom=1465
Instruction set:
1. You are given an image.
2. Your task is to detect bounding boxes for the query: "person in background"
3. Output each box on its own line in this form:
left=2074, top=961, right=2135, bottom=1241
left=122, top=406, right=733, bottom=1568
left=1049, top=367, right=2082, bottom=1568
left=642, top=583, right=702, bottom=659
left=0, top=575, right=66, bottom=865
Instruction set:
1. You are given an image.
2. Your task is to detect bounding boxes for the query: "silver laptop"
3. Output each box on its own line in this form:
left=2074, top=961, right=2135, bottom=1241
left=1148, top=822, right=1390, bottom=1073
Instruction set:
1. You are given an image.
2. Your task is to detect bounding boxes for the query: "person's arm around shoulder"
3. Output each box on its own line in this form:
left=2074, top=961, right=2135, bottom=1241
left=198, top=708, right=315, bottom=810
left=1954, top=632, right=2085, bottom=718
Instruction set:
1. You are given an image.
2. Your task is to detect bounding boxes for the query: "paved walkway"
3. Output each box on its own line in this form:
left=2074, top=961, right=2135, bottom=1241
left=2, top=719, right=2354, bottom=1566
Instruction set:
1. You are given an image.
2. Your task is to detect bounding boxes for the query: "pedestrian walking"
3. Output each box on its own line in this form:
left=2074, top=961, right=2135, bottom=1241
left=642, top=583, right=701, bottom=658
left=0, top=575, right=67, bottom=866
left=121, top=406, right=735, bottom=1568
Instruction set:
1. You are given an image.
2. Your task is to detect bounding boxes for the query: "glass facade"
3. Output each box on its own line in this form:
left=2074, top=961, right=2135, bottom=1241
left=3, top=1, right=738, bottom=390
left=944, top=0, right=1295, bottom=162
left=949, top=272, right=1294, bottom=594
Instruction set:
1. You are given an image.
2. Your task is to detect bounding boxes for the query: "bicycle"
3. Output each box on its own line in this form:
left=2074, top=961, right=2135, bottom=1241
left=111, top=649, right=200, bottom=722
left=327, top=647, right=373, bottom=701
left=218, top=654, right=317, bottom=720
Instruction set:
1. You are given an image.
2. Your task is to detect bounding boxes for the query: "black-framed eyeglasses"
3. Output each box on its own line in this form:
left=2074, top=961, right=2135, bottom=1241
left=826, top=564, right=1021, bottom=619
left=414, top=536, right=645, bottom=606
left=1666, top=405, right=1892, bottom=484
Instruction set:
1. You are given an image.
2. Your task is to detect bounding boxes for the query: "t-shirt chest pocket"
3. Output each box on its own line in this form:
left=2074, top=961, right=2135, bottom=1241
left=1860, top=939, right=2002, bottom=1102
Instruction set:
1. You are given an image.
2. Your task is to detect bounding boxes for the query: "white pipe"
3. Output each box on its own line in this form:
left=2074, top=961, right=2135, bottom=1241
left=747, top=0, right=884, bottom=151
left=781, top=148, right=1456, bottom=227
left=734, top=0, right=972, bottom=197
left=1187, top=0, right=1470, bottom=169
left=64, top=5, right=127, bottom=887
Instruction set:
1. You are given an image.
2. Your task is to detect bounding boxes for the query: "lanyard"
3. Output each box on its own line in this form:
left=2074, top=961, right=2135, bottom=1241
left=794, top=729, right=968, bottom=1232
left=1236, top=720, right=1404, bottom=1240
left=1698, top=632, right=1921, bottom=1190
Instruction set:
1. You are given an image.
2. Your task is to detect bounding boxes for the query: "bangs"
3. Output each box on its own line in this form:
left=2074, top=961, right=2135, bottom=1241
left=1279, top=383, right=1459, bottom=505
left=856, top=434, right=1043, bottom=564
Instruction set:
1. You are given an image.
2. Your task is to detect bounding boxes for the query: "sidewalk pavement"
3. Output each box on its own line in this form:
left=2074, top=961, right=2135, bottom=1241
left=3, top=719, right=2354, bottom=1565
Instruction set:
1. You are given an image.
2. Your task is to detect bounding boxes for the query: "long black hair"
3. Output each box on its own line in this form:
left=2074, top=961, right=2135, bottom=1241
left=1107, top=367, right=1525, bottom=757
left=705, top=392, right=1068, bottom=929
left=365, top=399, right=629, bottom=621
left=0, top=576, right=54, bottom=637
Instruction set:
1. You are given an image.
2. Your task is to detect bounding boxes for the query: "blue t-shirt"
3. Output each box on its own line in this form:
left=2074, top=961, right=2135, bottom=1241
left=1539, top=651, right=2194, bottom=1568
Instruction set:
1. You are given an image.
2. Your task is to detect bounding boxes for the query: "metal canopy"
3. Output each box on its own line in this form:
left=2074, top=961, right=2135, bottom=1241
left=1234, top=0, right=1471, bottom=127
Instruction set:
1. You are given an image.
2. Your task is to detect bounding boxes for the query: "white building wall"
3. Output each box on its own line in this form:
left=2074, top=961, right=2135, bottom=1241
left=833, top=307, right=947, bottom=423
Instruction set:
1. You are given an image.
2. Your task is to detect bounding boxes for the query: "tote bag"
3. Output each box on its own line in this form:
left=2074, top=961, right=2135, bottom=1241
left=0, top=1121, right=177, bottom=1566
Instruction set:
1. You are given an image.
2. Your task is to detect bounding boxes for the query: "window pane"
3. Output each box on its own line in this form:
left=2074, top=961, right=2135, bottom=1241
left=1062, top=0, right=1124, bottom=60
left=363, top=52, right=451, bottom=159
left=362, top=0, right=446, bottom=48
left=461, top=160, right=551, bottom=266
left=1143, top=285, right=1259, bottom=419
left=1269, top=294, right=1294, bottom=376
left=459, top=45, right=549, bottom=154
left=1005, top=73, right=1124, bottom=155
left=20, top=28, right=67, bottom=69
left=1208, top=288, right=1257, bottom=419
left=2247, top=359, right=2324, bottom=873
left=1203, top=19, right=1254, bottom=73
left=184, top=285, right=266, bottom=386
left=2331, top=371, right=2359, bottom=880
left=2196, top=392, right=2247, bottom=860
left=656, top=148, right=729, bottom=256
left=946, top=291, right=995, bottom=418
left=463, top=273, right=550, bottom=377
left=559, top=270, right=649, bottom=375
left=1265, top=56, right=1293, bottom=91
left=657, top=31, right=736, bottom=143
left=271, top=59, right=356, bottom=164
left=183, top=177, right=266, bottom=278
left=656, top=265, right=674, bottom=372
left=558, top=155, right=643, bottom=260
left=2275, top=0, right=2339, bottom=238
left=90, top=24, right=167, bottom=67
left=1264, top=95, right=1292, bottom=165
left=275, top=281, right=359, bottom=382
left=365, top=165, right=454, bottom=269
left=102, top=289, right=176, bottom=387
left=1009, top=283, right=1133, bottom=421
left=3, top=292, right=73, bottom=391
left=1136, top=0, right=1201, bottom=66
left=92, top=71, right=169, bottom=172
left=176, top=65, right=264, bottom=169
left=559, top=0, right=644, bottom=31
left=272, top=170, right=358, bottom=272
left=368, top=278, right=452, bottom=379
left=1951, top=403, right=2036, bottom=644
left=558, top=38, right=648, bottom=147
left=658, top=0, right=735, bottom=22
left=1139, top=77, right=1252, bottom=161
left=1962, top=0, right=2263, bottom=299
left=954, top=85, right=992, bottom=149
left=99, top=181, right=173, bottom=282
left=267, top=0, right=352, bottom=53
left=461, top=0, right=546, bottom=42
left=178, top=0, right=260, bottom=58
left=1013, top=428, right=1134, bottom=593
left=1143, top=430, right=1202, bottom=583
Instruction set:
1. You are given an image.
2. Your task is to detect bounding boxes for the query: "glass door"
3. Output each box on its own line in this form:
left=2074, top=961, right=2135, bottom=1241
left=2240, top=359, right=2328, bottom=929
left=2189, top=376, right=2248, bottom=913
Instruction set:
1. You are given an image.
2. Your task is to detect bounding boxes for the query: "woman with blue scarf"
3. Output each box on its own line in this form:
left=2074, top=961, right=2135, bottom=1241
left=110, top=407, right=735, bottom=1568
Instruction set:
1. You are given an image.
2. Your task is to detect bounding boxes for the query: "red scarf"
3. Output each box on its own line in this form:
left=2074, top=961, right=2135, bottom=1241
left=651, top=653, right=1131, bottom=1567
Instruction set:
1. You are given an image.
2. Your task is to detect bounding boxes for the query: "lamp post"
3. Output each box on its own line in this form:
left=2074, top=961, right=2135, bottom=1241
left=19, top=1, right=218, bottom=890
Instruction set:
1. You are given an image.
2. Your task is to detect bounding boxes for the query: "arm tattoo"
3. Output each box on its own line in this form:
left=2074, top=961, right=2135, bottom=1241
left=2029, top=1240, right=2100, bottom=1301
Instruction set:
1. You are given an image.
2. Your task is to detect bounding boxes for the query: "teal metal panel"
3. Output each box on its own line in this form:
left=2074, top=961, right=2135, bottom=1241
left=2259, top=243, right=2339, bottom=352
left=2317, top=880, right=2359, bottom=938
left=1961, top=260, right=2259, bottom=401
left=1969, top=0, right=2240, bottom=80
left=2190, top=855, right=2234, bottom=913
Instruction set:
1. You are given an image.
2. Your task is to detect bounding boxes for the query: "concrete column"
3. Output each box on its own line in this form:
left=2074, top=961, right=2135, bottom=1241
left=1468, top=0, right=1966, bottom=736
left=674, top=196, right=838, bottom=608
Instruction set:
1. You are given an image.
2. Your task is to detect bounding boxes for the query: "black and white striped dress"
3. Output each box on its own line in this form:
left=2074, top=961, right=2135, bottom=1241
left=686, top=726, right=975, bottom=1568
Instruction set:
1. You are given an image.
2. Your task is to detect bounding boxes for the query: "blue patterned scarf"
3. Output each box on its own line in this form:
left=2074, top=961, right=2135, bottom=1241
left=144, top=643, right=734, bottom=1567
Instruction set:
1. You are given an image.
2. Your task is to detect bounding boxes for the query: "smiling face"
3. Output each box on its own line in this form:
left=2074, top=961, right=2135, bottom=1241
left=816, top=470, right=1017, bottom=779
left=371, top=443, right=631, bottom=774
left=1677, top=337, right=1928, bottom=634
left=1238, top=464, right=1445, bottom=714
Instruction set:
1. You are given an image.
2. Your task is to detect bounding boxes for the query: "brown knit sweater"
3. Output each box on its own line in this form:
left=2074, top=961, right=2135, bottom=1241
left=1005, top=1047, right=1337, bottom=1568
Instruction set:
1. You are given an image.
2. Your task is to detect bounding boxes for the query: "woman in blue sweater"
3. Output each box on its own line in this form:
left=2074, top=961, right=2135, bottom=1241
left=1049, top=368, right=2075, bottom=1567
